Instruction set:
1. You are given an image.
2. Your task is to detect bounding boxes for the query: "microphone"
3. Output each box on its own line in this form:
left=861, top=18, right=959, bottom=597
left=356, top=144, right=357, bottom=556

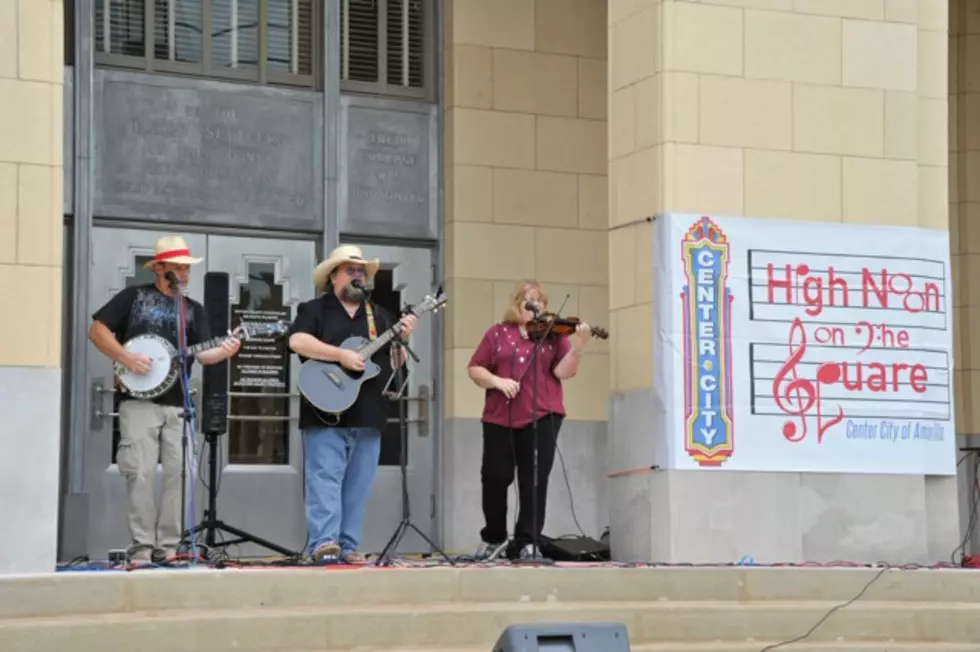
left=164, top=271, right=179, bottom=290
left=524, top=301, right=541, bottom=314
left=350, top=277, right=370, bottom=300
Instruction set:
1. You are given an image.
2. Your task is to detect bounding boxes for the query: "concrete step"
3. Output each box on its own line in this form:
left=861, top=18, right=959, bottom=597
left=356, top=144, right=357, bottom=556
left=5, top=566, right=979, bottom=619
left=316, top=645, right=980, bottom=652
left=312, top=645, right=980, bottom=652
left=2, top=601, right=980, bottom=651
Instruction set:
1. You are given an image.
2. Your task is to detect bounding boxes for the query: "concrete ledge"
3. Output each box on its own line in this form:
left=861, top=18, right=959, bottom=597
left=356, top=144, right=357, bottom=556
left=3, top=566, right=980, bottom=651
left=3, top=600, right=980, bottom=651
left=0, top=366, right=61, bottom=576
left=2, top=566, right=979, bottom=619
left=295, top=645, right=980, bottom=652
left=608, top=389, right=964, bottom=565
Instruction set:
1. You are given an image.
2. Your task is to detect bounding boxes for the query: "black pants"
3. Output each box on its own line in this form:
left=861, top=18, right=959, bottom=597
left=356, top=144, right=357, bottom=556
left=480, top=415, right=562, bottom=550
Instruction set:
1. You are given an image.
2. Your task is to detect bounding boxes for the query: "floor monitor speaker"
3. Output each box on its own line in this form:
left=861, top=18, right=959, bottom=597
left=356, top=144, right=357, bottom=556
left=491, top=622, right=630, bottom=652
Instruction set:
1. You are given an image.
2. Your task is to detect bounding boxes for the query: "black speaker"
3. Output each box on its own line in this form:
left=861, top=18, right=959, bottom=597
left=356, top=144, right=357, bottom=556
left=541, top=535, right=610, bottom=562
left=201, top=271, right=230, bottom=435
left=492, top=622, right=630, bottom=652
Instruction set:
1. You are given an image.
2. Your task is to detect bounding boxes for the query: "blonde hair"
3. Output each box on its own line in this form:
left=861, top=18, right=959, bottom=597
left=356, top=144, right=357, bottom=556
left=502, top=280, right=548, bottom=324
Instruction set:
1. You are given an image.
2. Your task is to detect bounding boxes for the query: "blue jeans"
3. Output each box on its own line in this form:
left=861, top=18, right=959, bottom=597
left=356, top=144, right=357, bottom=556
left=302, top=426, right=382, bottom=556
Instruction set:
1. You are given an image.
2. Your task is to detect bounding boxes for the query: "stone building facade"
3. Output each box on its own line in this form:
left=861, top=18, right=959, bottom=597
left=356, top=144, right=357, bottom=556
left=0, top=0, right=974, bottom=574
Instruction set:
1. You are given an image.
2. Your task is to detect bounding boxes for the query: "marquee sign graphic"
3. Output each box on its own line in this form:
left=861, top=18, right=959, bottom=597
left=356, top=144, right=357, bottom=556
left=680, top=217, right=735, bottom=466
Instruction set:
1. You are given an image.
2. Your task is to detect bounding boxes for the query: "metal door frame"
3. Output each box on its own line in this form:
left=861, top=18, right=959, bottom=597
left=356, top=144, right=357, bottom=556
left=64, top=0, right=448, bottom=559
left=62, top=224, right=324, bottom=560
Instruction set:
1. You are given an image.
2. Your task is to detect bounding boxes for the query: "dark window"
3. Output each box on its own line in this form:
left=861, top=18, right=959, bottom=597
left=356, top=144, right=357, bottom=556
left=65, top=0, right=75, bottom=65
left=368, top=268, right=406, bottom=467
left=94, top=0, right=320, bottom=88
left=227, top=261, right=292, bottom=466
left=341, top=0, right=429, bottom=99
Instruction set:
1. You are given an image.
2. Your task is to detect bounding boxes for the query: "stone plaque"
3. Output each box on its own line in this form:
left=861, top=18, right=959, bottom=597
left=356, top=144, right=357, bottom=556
left=95, top=72, right=321, bottom=230
left=343, top=106, right=433, bottom=239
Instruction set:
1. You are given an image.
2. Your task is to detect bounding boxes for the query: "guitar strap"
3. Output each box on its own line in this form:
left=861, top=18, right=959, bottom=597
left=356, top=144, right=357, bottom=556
left=364, top=301, right=378, bottom=341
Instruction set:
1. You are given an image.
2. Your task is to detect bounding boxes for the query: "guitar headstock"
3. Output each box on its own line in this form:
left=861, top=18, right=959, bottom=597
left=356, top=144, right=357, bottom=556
left=237, top=320, right=291, bottom=340
left=414, top=286, right=448, bottom=316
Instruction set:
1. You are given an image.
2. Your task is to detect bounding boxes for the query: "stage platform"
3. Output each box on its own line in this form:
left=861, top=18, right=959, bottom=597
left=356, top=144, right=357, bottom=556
left=2, top=558, right=980, bottom=651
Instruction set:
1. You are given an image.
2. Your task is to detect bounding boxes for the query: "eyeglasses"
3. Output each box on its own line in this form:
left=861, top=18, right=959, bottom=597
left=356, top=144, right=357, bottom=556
left=344, top=266, right=367, bottom=277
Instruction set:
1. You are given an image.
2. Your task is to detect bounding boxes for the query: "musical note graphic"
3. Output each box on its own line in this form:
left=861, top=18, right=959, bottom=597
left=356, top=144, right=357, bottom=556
left=771, top=318, right=845, bottom=443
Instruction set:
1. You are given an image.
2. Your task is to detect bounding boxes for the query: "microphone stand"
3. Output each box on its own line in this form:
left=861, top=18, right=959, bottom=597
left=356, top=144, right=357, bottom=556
left=169, top=275, right=196, bottom=563
left=375, top=325, right=453, bottom=567
left=512, top=295, right=569, bottom=565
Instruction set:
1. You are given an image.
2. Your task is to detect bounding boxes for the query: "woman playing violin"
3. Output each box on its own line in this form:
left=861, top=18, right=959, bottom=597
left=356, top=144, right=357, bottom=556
left=467, top=280, right=592, bottom=561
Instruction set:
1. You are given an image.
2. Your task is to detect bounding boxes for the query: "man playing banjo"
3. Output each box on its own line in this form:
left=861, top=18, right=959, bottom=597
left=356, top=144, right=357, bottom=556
left=88, top=235, right=241, bottom=563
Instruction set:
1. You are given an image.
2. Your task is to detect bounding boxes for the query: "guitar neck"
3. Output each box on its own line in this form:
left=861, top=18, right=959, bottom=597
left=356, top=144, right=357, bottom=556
left=357, top=304, right=427, bottom=358
left=185, top=334, right=234, bottom=356
left=358, top=324, right=403, bottom=359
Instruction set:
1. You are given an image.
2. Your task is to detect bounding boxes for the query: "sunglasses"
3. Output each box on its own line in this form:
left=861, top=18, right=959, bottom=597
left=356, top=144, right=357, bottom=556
left=343, top=266, right=367, bottom=277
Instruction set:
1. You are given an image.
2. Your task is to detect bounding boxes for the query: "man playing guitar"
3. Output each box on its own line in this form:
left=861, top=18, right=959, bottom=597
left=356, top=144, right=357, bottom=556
left=288, top=245, right=417, bottom=564
left=88, top=235, right=241, bottom=564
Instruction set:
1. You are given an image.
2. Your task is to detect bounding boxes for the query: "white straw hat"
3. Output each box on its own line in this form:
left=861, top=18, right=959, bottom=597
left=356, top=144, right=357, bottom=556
left=142, top=235, right=203, bottom=269
left=312, top=244, right=381, bottom=290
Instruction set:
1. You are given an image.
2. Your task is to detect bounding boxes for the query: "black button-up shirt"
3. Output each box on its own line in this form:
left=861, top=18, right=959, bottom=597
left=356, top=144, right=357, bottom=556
left=289, top=292, right=396, bottom=431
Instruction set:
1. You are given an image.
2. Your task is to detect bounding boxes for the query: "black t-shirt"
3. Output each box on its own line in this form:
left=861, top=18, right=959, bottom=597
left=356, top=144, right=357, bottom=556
left=92, top=283, right=211, bottom=407
left=289, top=292, right=396, bottom=431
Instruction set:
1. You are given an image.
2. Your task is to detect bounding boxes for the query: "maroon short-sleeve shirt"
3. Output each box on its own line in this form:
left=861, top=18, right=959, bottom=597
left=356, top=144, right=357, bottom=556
left=468, top=322, right=572, bottom=428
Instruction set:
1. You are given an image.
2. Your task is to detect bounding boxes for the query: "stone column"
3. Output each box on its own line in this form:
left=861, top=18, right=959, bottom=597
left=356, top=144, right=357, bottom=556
left=952, top=0, right=980, bottom=554
left=607, top=0, right=959, bottom=564
left=0, top=0, right=65, bottom=574
left=439, top=0, right=611, bottom=551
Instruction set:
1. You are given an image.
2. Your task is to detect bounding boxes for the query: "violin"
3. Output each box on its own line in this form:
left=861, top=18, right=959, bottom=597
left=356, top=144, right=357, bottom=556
left=526, top=312, right=609, bottom=341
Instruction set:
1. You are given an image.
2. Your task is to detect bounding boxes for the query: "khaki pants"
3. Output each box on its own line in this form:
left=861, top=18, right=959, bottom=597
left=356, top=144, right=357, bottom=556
left=117, top=400, right=185, bottom=554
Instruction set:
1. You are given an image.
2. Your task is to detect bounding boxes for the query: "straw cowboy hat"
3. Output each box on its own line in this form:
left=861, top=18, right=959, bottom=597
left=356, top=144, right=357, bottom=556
left=312, top=244, right=381, bottom=290
left=143, top=235, right=203, bottom=269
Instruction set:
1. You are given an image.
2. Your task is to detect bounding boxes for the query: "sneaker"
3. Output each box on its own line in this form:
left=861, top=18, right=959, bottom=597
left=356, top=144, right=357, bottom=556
left=342, top=550, right=367, bottom=565
left=518, top=544, right=537, bottom=560
left=127, top=546, right=152, bottom=564
left=312, top=541, right=341, bottom=564
left=473, top=540, right=507, bottom=561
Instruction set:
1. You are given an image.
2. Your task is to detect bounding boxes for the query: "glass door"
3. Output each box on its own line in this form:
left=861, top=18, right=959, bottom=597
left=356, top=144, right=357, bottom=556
left=204, top=235, right=316, bottom=557
left=80, top=227, right=208, bottom=560
left=343, top=243, right=438, bottom=554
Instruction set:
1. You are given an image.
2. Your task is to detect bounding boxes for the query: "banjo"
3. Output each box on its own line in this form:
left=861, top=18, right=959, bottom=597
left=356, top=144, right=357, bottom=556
left=114, top=320, right=290, bottom=400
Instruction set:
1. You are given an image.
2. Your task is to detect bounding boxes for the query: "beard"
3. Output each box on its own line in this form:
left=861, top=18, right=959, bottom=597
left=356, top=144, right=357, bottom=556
left=340, top=282, right=366, bottom=303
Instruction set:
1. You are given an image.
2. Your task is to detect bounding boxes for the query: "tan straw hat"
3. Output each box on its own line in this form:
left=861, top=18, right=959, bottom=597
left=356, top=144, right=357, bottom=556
left=312, top=244, right=381, bottom=290
left=142, top=235, right=203, bottom=269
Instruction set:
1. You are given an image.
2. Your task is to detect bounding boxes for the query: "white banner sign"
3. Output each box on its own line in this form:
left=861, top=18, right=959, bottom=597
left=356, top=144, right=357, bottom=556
left=653, top=214, right=956, bottom=475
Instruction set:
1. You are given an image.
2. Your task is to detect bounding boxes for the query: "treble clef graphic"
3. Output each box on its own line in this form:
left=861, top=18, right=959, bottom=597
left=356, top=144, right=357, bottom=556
left=772, top=318, right=813, bottom=442
left=771, top=318, right=846, bottom=444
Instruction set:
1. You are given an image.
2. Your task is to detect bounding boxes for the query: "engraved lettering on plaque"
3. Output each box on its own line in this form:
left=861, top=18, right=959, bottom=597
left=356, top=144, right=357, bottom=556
left=346, top=108, right=431, bottom=232
left=98, top=79, right=317, bottom=224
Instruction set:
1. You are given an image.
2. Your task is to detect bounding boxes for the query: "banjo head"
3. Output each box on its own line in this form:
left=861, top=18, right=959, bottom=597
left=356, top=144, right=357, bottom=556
left=116, top=335, right=179, bottom=398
